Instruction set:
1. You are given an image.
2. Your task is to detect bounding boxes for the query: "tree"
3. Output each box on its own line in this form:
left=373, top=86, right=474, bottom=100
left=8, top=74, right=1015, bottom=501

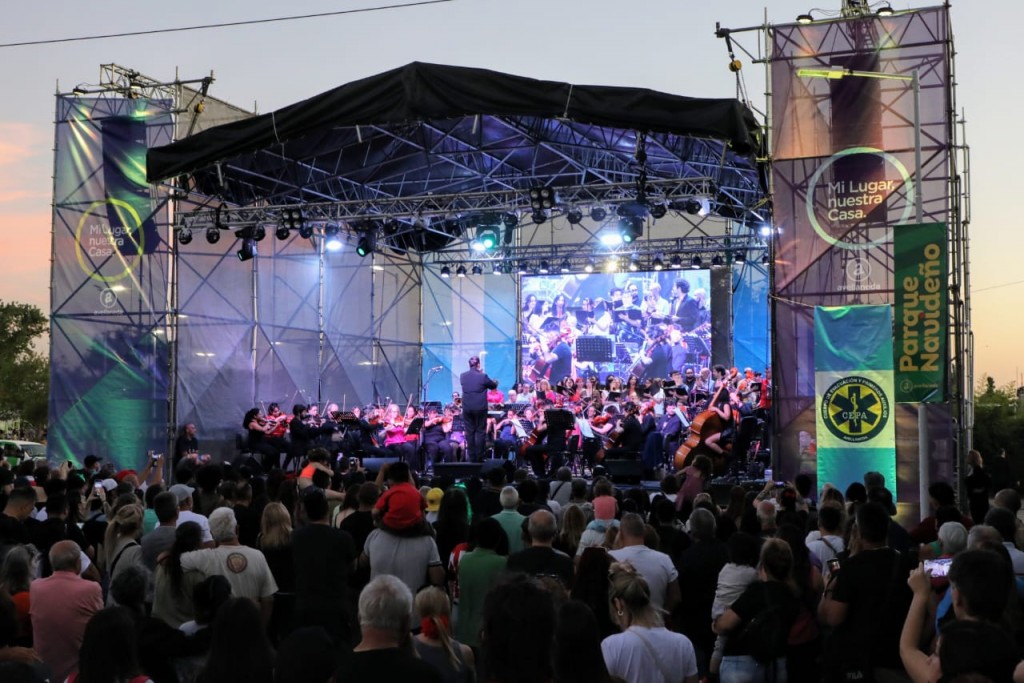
left=0, top=301, right=49, bottom=428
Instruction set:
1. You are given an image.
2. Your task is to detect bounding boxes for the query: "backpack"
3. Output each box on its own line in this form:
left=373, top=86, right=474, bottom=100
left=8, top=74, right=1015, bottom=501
left=732, top=588, right=787, bottom=663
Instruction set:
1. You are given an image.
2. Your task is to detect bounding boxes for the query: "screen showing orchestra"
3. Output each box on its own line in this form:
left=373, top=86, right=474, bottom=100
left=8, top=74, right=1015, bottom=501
left=519, top=269, right=713, bottom=385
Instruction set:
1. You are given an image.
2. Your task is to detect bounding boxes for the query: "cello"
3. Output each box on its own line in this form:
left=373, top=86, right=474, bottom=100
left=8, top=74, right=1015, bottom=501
left=673, top=382, right=730, bottom=472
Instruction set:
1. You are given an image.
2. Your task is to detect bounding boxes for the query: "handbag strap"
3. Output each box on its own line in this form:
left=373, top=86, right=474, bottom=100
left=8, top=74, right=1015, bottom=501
left=629, top=628, right=674, bottom=683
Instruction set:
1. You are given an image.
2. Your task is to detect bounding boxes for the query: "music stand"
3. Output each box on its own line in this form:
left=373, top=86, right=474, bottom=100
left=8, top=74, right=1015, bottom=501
left=405, top=417, right=424, bottom=435
left=576, top=335, right=614, bottom=363
left=544, top=409, right=575, bottom=432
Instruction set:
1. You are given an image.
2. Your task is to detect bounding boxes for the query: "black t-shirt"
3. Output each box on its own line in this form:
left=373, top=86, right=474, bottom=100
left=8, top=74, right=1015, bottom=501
left=722, top=580, right=800, bottom=659
left=506, top=546, right=574, bottom=588
left=827, top=547, right=912, bottom=669
left=472, top=488, right=502, bottom=522
left=674, top=538, right=729, bottom=652
left=336, top=648, right=442, bottom=683
left=0, top=514, right=30, bottom=547
left=338, top=510, right=375, bottom=552
left=292, top=524, right=356, bottom=605
left=233, top=504, right=261, bottom=549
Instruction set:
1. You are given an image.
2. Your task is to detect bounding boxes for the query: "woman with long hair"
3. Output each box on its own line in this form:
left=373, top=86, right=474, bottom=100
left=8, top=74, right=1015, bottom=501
left=433, top=488, right=470, bottom=575
left=102, top=503, right=145, bottom=593
left=152, top=521, right=204, bottom=628
left=554, top=600, right=622, bottom=683
left=70, top=606, right=150, bottom=683
left=775, top=524, right=824, bottom=682
left=258, top=501, right=295, bottom=592
left=602, top=562, right=699, bottom=683
left=554, top=504, right=586, bottom=559
left=0, top=545, right=34, bottom=645
left=196, top=597, right=274, bottom=683
left=413, top=587, right=475, bottom=683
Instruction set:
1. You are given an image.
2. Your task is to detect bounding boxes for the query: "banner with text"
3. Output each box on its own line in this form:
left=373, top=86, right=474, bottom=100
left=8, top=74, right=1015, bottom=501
left=814, top=305, right=896, bottom=495
left=894, top=222, right=947, bottom=403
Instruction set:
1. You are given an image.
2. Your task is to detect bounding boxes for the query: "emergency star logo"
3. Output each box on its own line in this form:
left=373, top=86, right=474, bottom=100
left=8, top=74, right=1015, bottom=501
left=820, top=376, right=889, bottom=443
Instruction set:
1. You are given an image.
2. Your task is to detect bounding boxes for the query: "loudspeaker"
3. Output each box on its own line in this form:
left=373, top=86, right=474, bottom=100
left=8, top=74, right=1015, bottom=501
left=603, top=459, right=644, bottom=485
left=361, top=457, right=400, bottom=474
left=433, top=462, right=483, bottom=480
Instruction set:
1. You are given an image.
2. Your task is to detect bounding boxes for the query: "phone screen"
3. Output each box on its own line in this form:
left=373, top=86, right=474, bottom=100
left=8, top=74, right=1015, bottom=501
left=923, top=557, right=953, bottom=578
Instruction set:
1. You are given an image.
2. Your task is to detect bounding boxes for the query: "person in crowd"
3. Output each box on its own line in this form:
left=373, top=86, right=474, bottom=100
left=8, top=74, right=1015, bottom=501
left=29, top=540, right=102, bottom=682
left=819, top=501, right=913, bottom=681
left=0, top=488, right=35, bottom=547
left=231, top=480, right=260, bottom=548
left=805, top=503, right=845, bottom=577
left=964, top=449, right=991, bottom=525
left=362, top=483, right=444, bottom=600
left=707, top=531, right=762, bottom=678
left=0, top=545, right=34, bottom=645
left=434, top=488, right=471, bottom=575
left=602, top=562, right=699, bottom=683
left=455, top=517, right=508, bottom=649
left=713, top=538, right=800, bottom=683
left=168, top=484, right=214, bottom=546
left=292, top=486, right=357, bottom=646
left=480, top=574, right=556, bottom=683
left=776, top=524, right=824, bottom=682
left=68, top=606, right=151, bottom=683
left=983, top=506, right=1024, bottom=574
left=554, top=600, right=622, bottom=683
left=258, top=501, right=295, bottom=593
left=140, top=491, right=180, bottom=571
left=196, top=597, right=274, bottom=683
left=608, top=512, right=679, bottom=612
left=673, top=507, right=729, bottom=675
left=472, top=467, right=506, bottom=522
left=492, top=486, right=527, bottom=555
left=507, top=510, right=574, bottom=589
left=152, top=521, right=204, bottom=629
left=180, top=507, right=278, bottom=625
left=413, top=586, right=475, bottom=683
left=554, top=504, right=586, bottom=559
left=274, top=626, right=338, bottom=683
left=336, top=575, right=442, bottom=682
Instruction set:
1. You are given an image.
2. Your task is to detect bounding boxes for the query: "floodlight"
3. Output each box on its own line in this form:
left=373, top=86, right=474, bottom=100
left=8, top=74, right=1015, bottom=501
left=734, top=251, right=746, bottom=263
left=206, top=228, right=221, bottom=244
left=237, top=239, right=256, bottom=262
left=325, top=224, right=343, bottom=252
left=529, top=187, right=557, bottom=210
left=584, top=259, right=595, bottom=273
left=251, top=225, right=266, bottom=242
left=762, top=254, right=771, bottom=265
left=560, top=258, right=571, bottom=273
left=652, top=255, right=664, bottom=271
left=177, top=228, right=192, bottom=245
left=440, top=265, right=451, bottom=278
left=650, top=204, right=668, bottom=219
left=299, top=224, right=314, bottom=239
left=356, top=228, right=377, bottom=257
left=797, top=13, right=813, bottom=24
left=275, top=227, right=290, bottom=241
left=690, top=255, right=702, bottom=269
left=539, top=260, right=550, bottom=274
left=683, top=198, right=702, bottom=215
left=590, top=206, right=608, bottom=222
left=471, top=264, right=483, bottom=276
left=566, top=208, right=583, bottom=225
left=456, top=264, right=467, bottom=278
left=712, top=254, right=724, bottom=267
left=531, top=210, right=547, bottom=225
left=628, top=254, right=640, bottom=272
left=876, top=4, right=894, bottom=17
left=670, top=254, right=683, bottom=269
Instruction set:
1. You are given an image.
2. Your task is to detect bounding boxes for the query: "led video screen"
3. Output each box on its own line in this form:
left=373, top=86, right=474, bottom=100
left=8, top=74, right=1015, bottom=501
left=519, top=270, right=712, bottom=385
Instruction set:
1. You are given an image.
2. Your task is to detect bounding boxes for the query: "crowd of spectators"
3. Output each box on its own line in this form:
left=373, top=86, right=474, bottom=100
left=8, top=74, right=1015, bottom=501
left=1, top=451, right=1024, bottom=682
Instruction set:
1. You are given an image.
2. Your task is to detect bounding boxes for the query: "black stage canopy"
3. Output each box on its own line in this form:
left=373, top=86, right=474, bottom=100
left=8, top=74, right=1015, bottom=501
left=147, top=61, right=766, bottom=232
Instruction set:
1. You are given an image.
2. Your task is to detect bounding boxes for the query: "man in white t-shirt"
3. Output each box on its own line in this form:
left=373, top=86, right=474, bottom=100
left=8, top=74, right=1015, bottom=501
left=180, top=507, right=278, bottom=624
left=169, top=483, right=214, bottom=546
left=805, top=504, right=845, bottom=577
left=608, top=512, right=680, bottom=612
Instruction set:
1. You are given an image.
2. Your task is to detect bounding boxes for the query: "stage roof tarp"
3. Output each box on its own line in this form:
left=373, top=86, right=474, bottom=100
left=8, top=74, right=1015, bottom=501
left=148, top=60, right=765, bottom=225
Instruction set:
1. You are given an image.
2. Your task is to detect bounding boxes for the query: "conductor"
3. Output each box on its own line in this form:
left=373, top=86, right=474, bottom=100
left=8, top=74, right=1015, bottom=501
left=460, top=355, right=498, bottom=461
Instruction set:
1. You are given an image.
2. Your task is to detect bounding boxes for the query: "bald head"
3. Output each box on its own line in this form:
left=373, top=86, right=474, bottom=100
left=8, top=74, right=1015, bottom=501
left=50, top=540, right=82, bottom=573
left=527, top=509, right=557, bottom=545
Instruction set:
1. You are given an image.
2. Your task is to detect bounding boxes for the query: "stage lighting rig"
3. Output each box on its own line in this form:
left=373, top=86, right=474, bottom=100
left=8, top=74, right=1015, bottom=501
left=590, top=206, right=608, bottom=222
left=584, top=259, right=596, bottom=274
left=356, top=225, right=377, bottom=257
left=529, top=187, right=557, bottom=211
left=281, top=208, right=304, bottom=233
left=471, top=222, right=501, bottom=253
left=712, top=254, right=724, bottom=267
left=618, top=215, right=644, bottom=244
left=683, top=198, right=703, bottom=215
left=471, top=264, right=483, bottom=276
left=440, top=265, right=451, bottom=278
left=206, top=228, right=220, bottom=245
left=275, top=227, right=290, bottom=241
left=251, top=225, right=267, bottom=242
left=177, top=228, right=193, bottom=245
left=531, top=210, right=547, bottom=225
left=325, top=224, right=343, bottom=252
left=734, top=251, right=746, bottom=263
left=560, top=258, right=571, bottom=273
left=650, top=203, right=668, bottom=220
left=566, top=208, right=583, bottom=225
left=237, top=238, right=256, bottom=262
left=670, top=254, right=682, bottom=269
left=539, top=260, right=550, bottom=274
left=691, top=255, right=703, bottom=269
left=456, top=264, right=467, bottom=278
left=299, top=224, right=314, bottom=239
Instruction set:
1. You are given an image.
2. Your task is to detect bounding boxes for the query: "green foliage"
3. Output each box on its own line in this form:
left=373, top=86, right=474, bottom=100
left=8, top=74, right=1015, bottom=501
left=973, top=374, right=1024, bottom=481
left=0, top=301, right=49, bottom=426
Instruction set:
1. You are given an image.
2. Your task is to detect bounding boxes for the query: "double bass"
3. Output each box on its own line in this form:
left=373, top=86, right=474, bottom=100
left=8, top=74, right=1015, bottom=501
left=673, top=382, right=730, bottom=472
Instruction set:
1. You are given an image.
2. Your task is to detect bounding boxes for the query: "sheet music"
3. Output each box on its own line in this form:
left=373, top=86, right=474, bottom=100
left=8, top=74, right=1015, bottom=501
left=512, top=418, right=529, bottom=439
left=576, top=417, right=595, bottom=440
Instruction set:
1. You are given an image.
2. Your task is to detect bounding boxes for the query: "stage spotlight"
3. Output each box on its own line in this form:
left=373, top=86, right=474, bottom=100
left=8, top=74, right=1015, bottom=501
left=472, top=225, right=500, bottom=253
left=797, top=12, right=813, bottom=24
left=531, top=210, right=547, bottom=225
left=628, top=254, right=640, bottom=272
left=560, top=258, right=571, bottom=273
left=539, top=260, right=550, bottom=274
left=584, top=259, right=595, bottom=274
left=237, top=238, right=256, bottom=262
left=762, top=254, right=771, bottom=265
left=599, top=231, right=624, bottom=248
left=275, top=226, right=290, bottom=241
left=712, top=254, right=724, bottom=267
left=590, top=206, right=608, bottom=222
left=876, top=4, right=894, bottom=17
left=440, top=265, right=451, bottom=278
left=605, top=256, right=619, bottom=273
left=529, top=187, right=557, bottom=211
left=502, top=212, right=519, bottom=229
left=670, top=254, right=683, bottom=269
left=517, top=261, right=530, bottom=275
left=281, top=208, right=304, bottom=232
left=356, top=228, right=377, bottom=257
left=650, top=203, right=668, bottom=219
left=456, top=264, right=467, bottom=278
left=177, top=228, right=193, bottom=245
left=619, top=216, right=644, bottom=244
left=684, top=198, right=702, bottom=215
left=251, top=225, right=266, bottom=242
left=652, top=255, right=664, bottom=271
left=206, top=227, right=221, bottom=244
left=734, top=251, right=746, bottom=263
left=471, top=264, right=483, bottom=276
left=324, top=224, right=343, bottom=252
left=691, top=255, right=702, bottom=269
left=566, top=208, right=583, bottom=225
left=759, top=224, right=774, bottom=237
left=299, top=224, right=314, bottom=239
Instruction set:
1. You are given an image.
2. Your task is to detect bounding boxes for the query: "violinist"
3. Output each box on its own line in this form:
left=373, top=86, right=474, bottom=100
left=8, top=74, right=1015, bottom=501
left=348, top=406, right=389, bottom=461
left=286, top=404, right=334, bottom=473
left=382, top=404, right=416, bottom=465
left=243, top=407, right=288, bottom=471
left=492, top=409, right=522, bottom=462
left=604, top=402, right=648, bottom=460
left=265, top=402, right=291, bottom=439
left=421, top=406, right=453, bottom=469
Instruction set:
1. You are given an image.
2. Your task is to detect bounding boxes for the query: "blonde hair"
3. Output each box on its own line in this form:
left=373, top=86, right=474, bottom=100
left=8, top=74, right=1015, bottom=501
left=559, top=504, right=586, bottom=553
left=260, top=502, right=292, bottom=549
left=414, top=586, right=462, bottom=671
left=103, top=503, right=144, bottom=569
left=607, top=561, right=662, bottom=627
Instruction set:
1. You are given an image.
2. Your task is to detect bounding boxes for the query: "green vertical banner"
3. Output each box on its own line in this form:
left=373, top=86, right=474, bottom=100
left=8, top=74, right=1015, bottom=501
left=894, top=222, right=947, bottom=403
left=815, top=306, right=896, bottom=495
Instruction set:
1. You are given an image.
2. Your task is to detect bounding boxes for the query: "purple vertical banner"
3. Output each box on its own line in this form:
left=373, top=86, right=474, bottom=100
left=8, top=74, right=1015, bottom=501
left=769, top=8, right=952, bottom=490
left=49, top=97, right=173, bottom=467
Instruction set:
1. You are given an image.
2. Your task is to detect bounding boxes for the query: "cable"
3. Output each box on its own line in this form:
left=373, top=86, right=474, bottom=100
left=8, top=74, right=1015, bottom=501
left=0, top=0, right=456, bottom=49
left=973, top=279, right=1024, bottom=294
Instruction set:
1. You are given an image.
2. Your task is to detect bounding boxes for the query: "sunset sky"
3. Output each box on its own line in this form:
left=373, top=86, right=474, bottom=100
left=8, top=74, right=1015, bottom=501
left=0, top=1, right=1018, bottom=387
